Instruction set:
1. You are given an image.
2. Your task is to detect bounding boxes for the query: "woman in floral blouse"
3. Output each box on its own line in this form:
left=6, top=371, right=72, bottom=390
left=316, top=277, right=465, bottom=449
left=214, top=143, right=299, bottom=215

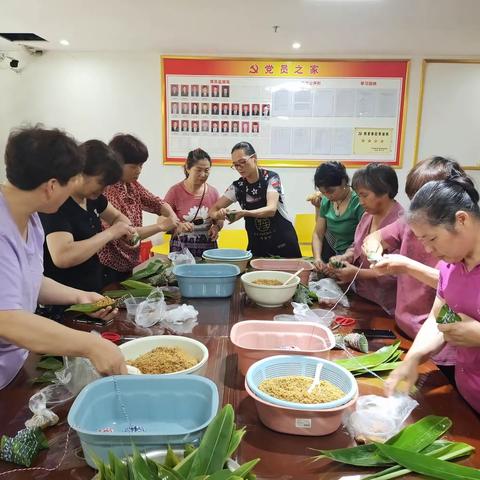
left=99, top=134, right=179, bottom=284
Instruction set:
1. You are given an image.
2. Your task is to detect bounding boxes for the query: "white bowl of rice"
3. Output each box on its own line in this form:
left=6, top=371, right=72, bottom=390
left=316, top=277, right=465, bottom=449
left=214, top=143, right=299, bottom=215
left=119, top=335, right=209, bottom=376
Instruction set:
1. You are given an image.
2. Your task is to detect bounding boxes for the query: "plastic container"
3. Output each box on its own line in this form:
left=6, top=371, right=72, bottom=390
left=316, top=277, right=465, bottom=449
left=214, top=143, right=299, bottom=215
left=119, top=335, right=209, bottom=376
left=246, top=355, right=358, bottom=410
left=123, top=297, right=147, bottom=319
left=245, top=380, right=357, bottom=436
left=202, top=248, right=252, bottom=273
left=250, top=258, right=314, bottom=286
left=230, top=320, right=335, bottom=375
left=68, top=375, right=219, bottom=467
left=241, top=271, right=300, bottom=308
left=173, top=263, right=240, bottom=298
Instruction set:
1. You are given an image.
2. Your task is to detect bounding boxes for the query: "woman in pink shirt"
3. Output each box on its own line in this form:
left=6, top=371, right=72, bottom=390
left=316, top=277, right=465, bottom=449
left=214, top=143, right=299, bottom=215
left=364, top=157, right=467, bottom=382
left=387, top=176, right=480, bottom=414
left=328, top=164, right=403, bottom=316
left=164, top=149, right=222, bottom=258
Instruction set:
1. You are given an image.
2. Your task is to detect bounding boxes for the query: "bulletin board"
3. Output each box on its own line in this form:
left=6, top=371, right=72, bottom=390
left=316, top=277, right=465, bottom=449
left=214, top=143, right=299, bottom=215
left=415, top=59, right=480, bottom=170
left=162, top=57, right=409, bottom=167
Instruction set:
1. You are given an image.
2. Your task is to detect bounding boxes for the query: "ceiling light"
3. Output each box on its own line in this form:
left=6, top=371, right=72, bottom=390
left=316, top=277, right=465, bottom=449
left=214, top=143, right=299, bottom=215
left=292, top=42, right=301, bottom=49
left=59, top=39, right=70, bottom=46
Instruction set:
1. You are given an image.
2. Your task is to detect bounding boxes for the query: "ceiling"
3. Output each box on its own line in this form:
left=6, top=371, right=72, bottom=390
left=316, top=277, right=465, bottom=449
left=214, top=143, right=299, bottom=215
left=1, top=0, right=479, bottom=56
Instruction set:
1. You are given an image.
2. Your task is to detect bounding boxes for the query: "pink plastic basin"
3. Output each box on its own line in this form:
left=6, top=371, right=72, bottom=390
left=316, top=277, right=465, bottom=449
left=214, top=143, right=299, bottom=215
left=230, top=320, right=335, bottom=376
left=249, top=259, right=314, bottom=286
left=245, top=380, right=358, bottom=436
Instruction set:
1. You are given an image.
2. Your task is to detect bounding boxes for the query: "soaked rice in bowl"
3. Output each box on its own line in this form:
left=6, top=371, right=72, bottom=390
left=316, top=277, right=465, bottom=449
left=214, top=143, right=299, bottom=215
left=258, top=375, right=345, bottom=404
left=128, top=346, right=198, bottom=374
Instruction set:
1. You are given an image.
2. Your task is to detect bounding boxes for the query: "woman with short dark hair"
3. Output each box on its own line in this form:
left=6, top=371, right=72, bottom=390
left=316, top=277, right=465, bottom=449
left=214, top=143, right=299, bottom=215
left=312, top=161, right=364, bottom=269
left=0, top=126, right=127, bottom=389
left=40, top=140, right=135, bottom=293
left=386, top=175, right=480, bottom=414
left=328, top=163, right=403, bottom=315
left=100, top=134, right=180, bottom=284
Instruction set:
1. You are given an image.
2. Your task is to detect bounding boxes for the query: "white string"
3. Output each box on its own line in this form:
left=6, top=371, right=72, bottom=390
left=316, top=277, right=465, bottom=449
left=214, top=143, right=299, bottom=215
left=0, top=427, right=71, bottom=477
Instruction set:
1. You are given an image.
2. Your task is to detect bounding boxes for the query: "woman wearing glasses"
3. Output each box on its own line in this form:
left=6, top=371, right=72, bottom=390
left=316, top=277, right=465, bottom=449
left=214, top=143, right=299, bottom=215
left=210, top=142, right=301, bottom=258
left=164, top=148, right=222, bottom=258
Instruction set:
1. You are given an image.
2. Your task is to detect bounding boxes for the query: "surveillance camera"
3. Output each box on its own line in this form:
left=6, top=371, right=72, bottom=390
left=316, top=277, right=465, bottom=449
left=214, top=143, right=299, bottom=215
left=9, top=59, right=19, bottom=68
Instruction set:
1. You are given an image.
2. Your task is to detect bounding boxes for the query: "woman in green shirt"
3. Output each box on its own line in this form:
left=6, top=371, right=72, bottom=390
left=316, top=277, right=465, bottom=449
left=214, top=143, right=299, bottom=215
left=312, top=161, right=364, bottom=271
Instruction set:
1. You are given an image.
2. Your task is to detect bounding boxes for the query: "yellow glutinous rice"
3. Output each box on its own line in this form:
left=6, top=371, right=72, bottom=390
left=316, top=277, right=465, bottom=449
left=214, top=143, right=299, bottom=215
left=128, top=346, right=198, bottom=374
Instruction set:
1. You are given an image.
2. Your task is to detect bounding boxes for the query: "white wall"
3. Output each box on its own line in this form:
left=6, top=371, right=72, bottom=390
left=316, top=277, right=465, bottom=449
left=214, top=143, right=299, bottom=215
left=1, top=52, right=478, bottom=240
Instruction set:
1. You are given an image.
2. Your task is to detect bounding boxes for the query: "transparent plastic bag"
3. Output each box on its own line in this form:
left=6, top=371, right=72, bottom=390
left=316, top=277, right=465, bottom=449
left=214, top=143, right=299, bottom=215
left=135, top=288, right=167, bottom=327
left=344, top=394, right=418, bottom=443
left=309, top=278, right=350, bottom=308
left=25, top=390, right=59, bottom=429
left=164, top=304, right=199, bottom=325
left=291, top=302, right=335, bottom=327
left=168, top=247, right=195, bottom=266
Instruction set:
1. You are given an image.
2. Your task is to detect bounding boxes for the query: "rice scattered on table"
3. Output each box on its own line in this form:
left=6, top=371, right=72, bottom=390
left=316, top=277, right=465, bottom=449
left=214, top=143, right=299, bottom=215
left=259, top=375, right=344, bottom=404
left=128, top=346, right=198, bottom=374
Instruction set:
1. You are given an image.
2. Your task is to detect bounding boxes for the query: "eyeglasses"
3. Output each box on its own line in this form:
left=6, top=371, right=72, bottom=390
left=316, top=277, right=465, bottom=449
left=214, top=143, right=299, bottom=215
left=230, top=154, right=255, bottom=170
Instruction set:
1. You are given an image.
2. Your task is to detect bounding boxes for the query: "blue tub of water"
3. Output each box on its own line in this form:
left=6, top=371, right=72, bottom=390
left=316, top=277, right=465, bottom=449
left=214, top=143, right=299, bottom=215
left=173, top=263, right=240, bottom=298
left=202, top=248, right=252, bottom=260
left=67, top=375, right=219, bottom=467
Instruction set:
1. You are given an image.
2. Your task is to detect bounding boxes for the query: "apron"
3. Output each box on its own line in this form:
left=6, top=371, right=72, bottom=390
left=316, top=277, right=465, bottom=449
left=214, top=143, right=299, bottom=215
left=235, top=169, right=301, bottom=258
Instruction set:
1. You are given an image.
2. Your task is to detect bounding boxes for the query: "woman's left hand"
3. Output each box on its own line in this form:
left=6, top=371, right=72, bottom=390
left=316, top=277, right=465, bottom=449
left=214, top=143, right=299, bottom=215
left=74, top=291, right=119, bottom=321
left=332, top=262, right=359, bottom=284
left=438, top=314, right=480, bottom=347
left=229, top=210, right=245, bottom=224
left=208, top=224, right=220, bottom=241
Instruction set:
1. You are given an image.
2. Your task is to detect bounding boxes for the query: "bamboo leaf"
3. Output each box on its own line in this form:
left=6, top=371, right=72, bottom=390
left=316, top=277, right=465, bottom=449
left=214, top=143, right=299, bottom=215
left=231, top=458, right=260, bottom=478
left=227, top=427, right=246, bottom=458
left=121, top=279, right=154, bottom=292
left=188, top=405, right=235, bottom=479
left=174, top=449, right=197, bottom=477
left=313, top=415, right=452, bottom=467
left=335, top=342, right=400, bottom=372
left=37, top=357, right=64, bottom=371
left=164, top=446, right=181, bottom=468
left=184, top=444, right=196, bottom=458
left=156, top=464, right=186, bottom=480
left=375, top=443, right=480, bottom=480
left=365, top=441, right=474, bottom=480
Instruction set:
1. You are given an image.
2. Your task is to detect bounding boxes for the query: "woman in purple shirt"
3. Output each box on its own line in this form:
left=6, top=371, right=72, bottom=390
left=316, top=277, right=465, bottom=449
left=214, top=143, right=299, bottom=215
left=0, top=127, right=126, bottom=390
left=387, top=176, right=480, bottom=414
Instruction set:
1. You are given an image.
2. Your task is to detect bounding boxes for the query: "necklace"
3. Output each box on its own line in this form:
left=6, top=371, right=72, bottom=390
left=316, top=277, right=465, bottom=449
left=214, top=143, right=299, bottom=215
left=333, top=188, right=351, bottom=216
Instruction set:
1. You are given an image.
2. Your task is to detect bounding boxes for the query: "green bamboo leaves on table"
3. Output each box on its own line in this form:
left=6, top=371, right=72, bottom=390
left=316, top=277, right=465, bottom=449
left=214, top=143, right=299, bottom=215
left=313, top=415, right=479, bottom=479
left=93, top=405, right=259, bottom=480
left=334, top=342, right=402, bottom=376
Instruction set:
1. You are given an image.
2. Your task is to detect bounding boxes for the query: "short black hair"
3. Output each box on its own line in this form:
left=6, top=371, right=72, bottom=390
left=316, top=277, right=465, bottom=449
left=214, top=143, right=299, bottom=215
left=80, top=140, right=123, bottom=186
left=109, top=133, right=148, bottom=165
left=5, top=126, right=84, bottom=190
left=231, top=141, right=256, bottom=156
left=184, top=148, right=211, bottom=178
left=352, top=163, right=398, bottom=199
left=314, top=161, right=349, bottom=189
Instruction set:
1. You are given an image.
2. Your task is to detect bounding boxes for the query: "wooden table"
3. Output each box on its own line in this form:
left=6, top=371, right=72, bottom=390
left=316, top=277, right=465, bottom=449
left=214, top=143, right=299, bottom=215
left=1, top=283, right=479, bottom=479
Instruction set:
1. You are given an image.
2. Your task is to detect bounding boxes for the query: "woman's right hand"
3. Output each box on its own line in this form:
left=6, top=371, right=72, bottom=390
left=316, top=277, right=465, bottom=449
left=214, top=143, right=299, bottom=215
left=362, top=236, right=383, bottom=260
left=213, top=208, right=227, bottom=221
left=109, top=221, right=136, bottom=241
left=87, top=336, right=128, bottom=375
left=384, top=359, right=420, bottom=396
left=176, top=222, right=194, bottom=234
left=313, top=258, right=327, bottom=272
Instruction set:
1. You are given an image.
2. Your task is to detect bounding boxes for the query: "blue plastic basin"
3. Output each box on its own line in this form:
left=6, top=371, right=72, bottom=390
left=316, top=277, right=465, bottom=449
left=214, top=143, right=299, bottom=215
left=173, top=263, right=240, bottom=298
left=67, top=375, right=219, bottom=467
left=202, top=248, right=252, bottom=260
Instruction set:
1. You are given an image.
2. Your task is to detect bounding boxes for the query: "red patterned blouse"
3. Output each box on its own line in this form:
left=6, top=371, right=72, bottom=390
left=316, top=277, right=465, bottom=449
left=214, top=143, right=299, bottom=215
left=99, top=181, right=164, bottom=272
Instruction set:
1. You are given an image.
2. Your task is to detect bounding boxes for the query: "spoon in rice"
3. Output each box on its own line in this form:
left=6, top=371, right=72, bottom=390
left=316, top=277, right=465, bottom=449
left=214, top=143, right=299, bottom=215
left=307, top=362, right=323, bottom=394
left=282, top=268, right=304, bottom=286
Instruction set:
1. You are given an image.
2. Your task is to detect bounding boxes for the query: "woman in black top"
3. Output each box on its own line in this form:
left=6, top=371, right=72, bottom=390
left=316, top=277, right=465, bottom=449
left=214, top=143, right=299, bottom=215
left=210, top=142, right=301, bottom=258
left=40, top=140, right=136, bottom=293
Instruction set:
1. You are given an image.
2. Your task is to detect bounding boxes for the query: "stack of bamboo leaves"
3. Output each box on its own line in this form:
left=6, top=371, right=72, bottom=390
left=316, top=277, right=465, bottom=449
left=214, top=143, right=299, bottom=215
left=92, top=404, right=259, bottom=480
left=334, top=341, right=403, bottom=376
left=313, top=415, right=480, bottom=479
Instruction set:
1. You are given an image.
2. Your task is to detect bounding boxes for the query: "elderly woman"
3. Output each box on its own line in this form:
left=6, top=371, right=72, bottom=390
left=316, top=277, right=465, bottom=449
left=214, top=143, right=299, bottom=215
left=210, top=142, right=301, bottom=258
left=327, top=163, right=403, bottom=315
left=312, top=161, right=364, bottom=270
left=0, top=126, right=126, bottom=389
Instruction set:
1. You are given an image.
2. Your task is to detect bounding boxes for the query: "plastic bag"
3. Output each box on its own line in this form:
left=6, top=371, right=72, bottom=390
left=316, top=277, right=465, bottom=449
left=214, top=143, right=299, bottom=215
left=168, top=247, right=195, bottom=266
left=25, top=390, right=59, bottom=429
left=135, top=288, right=167, bottom=327
left=309, top=278, right=350, bottom=308
left=291, top=302, right=330, bottom=325
left=344, top=394, right=418, bottom=443
left=164, top=304, right=199, bottom=325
